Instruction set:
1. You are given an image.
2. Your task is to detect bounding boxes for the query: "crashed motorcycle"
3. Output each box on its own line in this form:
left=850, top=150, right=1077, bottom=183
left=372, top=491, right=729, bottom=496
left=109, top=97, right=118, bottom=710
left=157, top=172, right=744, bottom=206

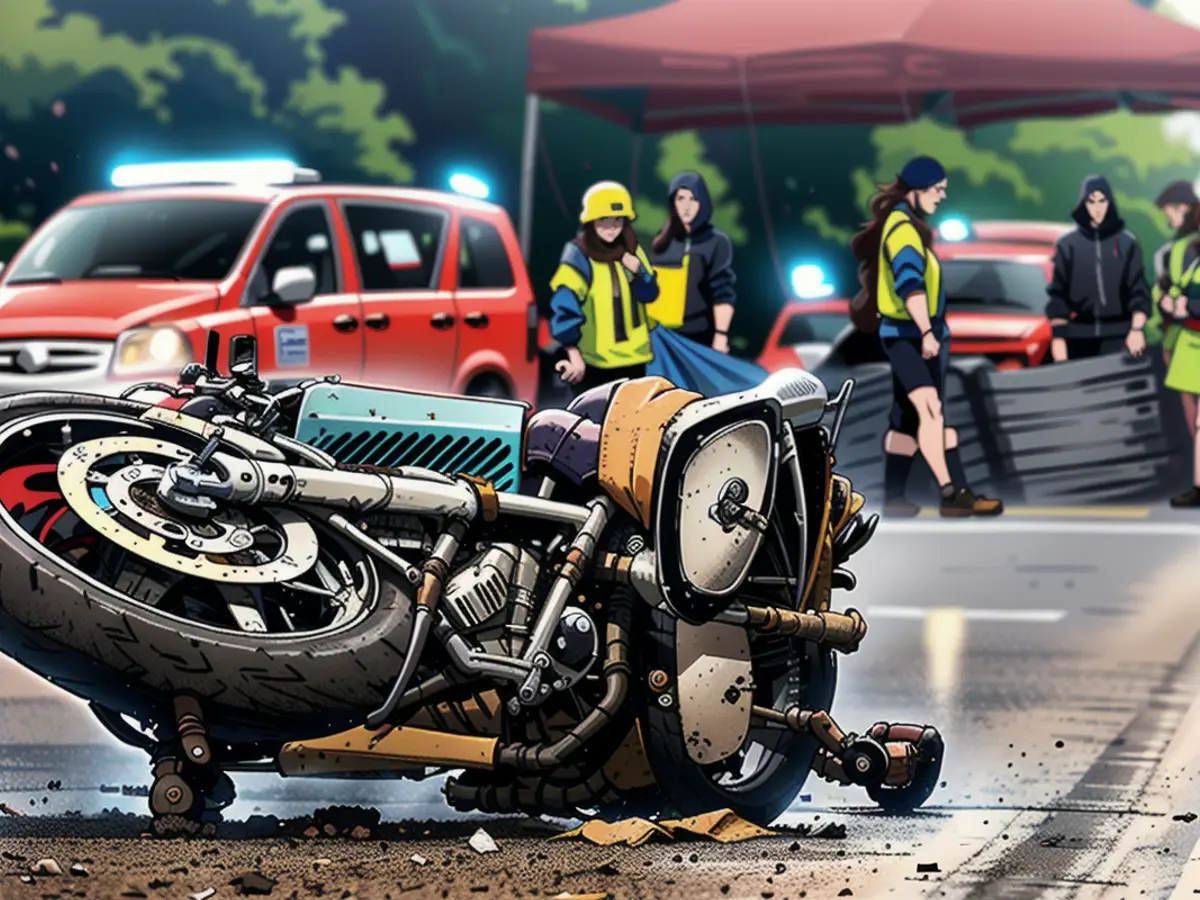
left=0, top=332, right=942, bottom=834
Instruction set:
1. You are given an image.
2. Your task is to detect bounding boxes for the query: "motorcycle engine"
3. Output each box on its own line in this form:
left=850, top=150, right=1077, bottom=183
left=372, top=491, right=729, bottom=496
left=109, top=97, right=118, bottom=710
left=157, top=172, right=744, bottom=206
left=442, top=544, right=540, bottom=656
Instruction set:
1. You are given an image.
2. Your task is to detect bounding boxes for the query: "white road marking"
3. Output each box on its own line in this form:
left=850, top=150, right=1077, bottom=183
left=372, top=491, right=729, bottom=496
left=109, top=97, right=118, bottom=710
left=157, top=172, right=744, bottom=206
left=879, top=520, right=1200, bottom=538
left=866, top=605, right=1068, bottom=623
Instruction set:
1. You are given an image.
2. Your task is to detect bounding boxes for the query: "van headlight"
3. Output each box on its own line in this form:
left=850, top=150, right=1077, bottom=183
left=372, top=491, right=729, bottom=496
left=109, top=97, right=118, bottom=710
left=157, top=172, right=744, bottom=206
left=111, top=326, right=193, bottom=377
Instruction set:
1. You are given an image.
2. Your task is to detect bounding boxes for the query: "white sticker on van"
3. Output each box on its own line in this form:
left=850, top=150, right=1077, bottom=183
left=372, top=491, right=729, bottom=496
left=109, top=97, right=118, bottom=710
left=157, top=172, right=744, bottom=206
left=275, top=325, right=310, bottom=368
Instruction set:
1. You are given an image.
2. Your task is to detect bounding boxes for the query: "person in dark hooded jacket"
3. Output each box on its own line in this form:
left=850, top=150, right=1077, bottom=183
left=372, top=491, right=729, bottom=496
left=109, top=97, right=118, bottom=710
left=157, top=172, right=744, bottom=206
left=648, top=171, right=738, bottom=350
left=1046, top=175, right=1151, bottom=361
left=640, top=170, right=767, bottom=396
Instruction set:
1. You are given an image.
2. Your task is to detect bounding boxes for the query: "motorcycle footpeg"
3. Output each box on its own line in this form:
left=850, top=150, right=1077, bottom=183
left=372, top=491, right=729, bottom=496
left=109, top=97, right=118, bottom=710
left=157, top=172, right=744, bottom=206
left=841, top=736, right=890, bottom=787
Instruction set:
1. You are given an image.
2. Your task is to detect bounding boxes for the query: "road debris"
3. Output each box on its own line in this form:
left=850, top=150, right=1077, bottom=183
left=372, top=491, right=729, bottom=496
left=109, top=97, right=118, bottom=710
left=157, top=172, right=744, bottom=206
left=916, top=862, right=941, bottom=873
left=69, top=863, right=89, bottom=877
left=31, top=857, right=63, bottom=876
left=667, top=810, right=775, bottom=843
left=230, top=871, right=278, bottom=895
left=549, top=893, right=611, bottom=900
left=188, top=890, right=216, bottom=900
left=410, top=854, right=429, bottom=866
left=312, top=858, right=332, bottom=867
left=0, top=802, right=26, bottom=816
left=18, top=875, right=33, bottom=885
left=1174, top=812, right=1197, bottom=823
left=554, top=817, right=673, bottom=848
left=554, top=809, right=774, bottom=847
left=468, top=827, right=499, bottom=854
left=810, top=822, right=847, bottom=840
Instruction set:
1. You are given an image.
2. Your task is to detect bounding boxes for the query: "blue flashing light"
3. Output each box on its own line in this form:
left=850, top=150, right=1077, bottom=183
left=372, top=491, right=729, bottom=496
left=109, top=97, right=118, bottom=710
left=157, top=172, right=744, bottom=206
left=790, top=263, right=835, bottom=300
left=449, top=173, right=490, bottom=200
left=939, top=217, right=970, bottom=242
left=109, top=158, right=304, bottom=188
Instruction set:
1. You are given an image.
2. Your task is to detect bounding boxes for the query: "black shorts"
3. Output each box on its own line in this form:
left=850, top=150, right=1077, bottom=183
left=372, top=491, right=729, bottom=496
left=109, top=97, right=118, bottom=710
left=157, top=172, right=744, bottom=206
left=881, top=334, right=950, bottom=436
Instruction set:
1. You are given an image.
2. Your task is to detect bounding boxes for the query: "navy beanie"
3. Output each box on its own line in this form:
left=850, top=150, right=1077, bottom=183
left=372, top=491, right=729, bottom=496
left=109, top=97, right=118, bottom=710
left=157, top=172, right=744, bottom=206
left=899, top=156, right=946, bottom=190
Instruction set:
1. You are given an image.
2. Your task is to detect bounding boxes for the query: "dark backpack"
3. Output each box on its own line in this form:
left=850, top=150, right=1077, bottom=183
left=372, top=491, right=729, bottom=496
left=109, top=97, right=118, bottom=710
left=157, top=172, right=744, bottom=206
left=850, top=285, right=880, bottom=334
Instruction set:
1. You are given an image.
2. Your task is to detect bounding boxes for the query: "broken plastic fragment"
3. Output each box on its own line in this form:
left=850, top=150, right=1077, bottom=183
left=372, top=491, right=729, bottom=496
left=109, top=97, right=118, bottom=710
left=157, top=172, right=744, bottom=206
left=468, top=827, right=499, bottom=853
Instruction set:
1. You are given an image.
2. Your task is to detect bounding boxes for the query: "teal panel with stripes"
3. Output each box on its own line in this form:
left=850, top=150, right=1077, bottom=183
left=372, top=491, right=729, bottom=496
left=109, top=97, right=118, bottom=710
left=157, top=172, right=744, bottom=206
left=293, top=385, right=527, bottom=492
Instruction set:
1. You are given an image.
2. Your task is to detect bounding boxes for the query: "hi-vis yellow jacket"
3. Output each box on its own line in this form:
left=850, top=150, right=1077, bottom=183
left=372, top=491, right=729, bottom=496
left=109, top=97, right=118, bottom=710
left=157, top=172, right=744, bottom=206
left=547, top=242, right=659, bottom=368
left=876, top=202, right=945, bottom=339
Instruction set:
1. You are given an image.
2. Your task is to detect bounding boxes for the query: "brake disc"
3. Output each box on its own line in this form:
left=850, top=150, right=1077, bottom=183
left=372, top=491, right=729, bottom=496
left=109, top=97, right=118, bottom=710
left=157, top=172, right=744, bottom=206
left=57, top=435, right=319, bottom=584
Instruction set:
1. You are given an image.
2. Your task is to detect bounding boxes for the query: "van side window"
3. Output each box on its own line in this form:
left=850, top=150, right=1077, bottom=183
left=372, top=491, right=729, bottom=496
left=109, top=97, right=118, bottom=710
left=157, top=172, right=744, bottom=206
left=459, top=218, right=515, bottom=289
left=255, top=204, right=338, bottom=301
left=344, top=203, right=447, bottom=291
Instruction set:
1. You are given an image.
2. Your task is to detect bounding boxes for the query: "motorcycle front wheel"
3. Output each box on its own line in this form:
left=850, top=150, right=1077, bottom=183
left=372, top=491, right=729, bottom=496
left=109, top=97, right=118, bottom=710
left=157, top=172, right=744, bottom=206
left=0, top=395, right=416, bottom=742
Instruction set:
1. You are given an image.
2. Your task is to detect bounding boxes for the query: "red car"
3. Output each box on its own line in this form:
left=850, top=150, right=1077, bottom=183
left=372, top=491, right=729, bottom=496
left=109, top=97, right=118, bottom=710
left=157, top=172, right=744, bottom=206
left=759, top=220, right=1063, bottom=373
left=0, top=163, right=540, bottom=403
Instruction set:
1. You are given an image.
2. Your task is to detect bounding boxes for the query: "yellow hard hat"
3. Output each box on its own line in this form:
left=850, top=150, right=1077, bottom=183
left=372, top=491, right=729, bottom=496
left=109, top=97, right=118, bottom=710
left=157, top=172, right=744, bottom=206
left=580, top=181, right=636, bottom=224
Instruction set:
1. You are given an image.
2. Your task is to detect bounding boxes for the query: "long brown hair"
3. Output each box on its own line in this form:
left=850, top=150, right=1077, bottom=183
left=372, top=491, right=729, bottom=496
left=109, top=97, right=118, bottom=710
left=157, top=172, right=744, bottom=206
left=577, top=220, right=639, bottom=262
left=848, top=179, right=935, bottom=333
left=652, top=198, right=686, bottom=254
left=1184, top=203, right=1200, bottom=237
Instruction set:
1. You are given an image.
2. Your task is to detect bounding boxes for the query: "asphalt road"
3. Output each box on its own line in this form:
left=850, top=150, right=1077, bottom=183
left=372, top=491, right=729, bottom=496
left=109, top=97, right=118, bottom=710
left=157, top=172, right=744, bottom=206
left=3, top=511, right=1200, bottom=899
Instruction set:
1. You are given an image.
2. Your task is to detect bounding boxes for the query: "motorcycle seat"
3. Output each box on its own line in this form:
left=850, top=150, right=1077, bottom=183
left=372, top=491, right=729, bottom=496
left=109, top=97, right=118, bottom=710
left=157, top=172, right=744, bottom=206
left=520, top=379, right=635, bottom=487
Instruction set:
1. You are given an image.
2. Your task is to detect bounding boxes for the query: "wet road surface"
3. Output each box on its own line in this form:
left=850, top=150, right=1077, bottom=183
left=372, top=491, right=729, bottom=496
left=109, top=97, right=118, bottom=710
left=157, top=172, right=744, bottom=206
left=3, top=513, right=1200, bottom=898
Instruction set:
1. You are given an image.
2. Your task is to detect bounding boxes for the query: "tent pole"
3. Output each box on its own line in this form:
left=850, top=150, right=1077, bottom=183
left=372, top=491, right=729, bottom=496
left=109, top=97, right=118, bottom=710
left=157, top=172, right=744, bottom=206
left=629, top=134, right=642, bottom=197
left=737, top=60, right=789, bottom=302
left=518, top=92, right=541, bottom=262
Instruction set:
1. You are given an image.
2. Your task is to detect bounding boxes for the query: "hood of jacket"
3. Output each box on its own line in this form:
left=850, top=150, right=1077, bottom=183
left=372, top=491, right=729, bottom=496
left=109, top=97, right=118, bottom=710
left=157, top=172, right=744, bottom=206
left=1071, top=174, right=1125, bottom=239
left=668, top=171, right=714, bottom=234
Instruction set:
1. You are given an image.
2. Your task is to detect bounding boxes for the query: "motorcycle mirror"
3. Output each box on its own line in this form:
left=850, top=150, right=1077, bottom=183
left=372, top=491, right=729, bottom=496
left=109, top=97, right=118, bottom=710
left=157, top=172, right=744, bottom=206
left=229, top=334, right=258, bottom=380
left=205, top=330, right=221, bottom=375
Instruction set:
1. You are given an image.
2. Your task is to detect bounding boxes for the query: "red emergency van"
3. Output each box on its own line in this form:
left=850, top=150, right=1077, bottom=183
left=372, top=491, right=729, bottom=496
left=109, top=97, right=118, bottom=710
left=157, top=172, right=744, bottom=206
left=0, top=163, right=539, bottom=403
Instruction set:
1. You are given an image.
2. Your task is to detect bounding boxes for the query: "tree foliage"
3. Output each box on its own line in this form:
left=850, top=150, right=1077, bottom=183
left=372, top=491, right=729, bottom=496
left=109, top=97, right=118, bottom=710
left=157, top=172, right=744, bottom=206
left=0, top=0, right=416, bottom=195
left=635, top=131, right=747, bottom=245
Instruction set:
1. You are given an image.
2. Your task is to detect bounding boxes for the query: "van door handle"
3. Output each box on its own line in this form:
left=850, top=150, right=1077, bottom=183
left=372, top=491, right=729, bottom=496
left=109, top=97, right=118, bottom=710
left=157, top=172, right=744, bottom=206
left=333, top=314, right=358, bottom=333
left=365, top=312, right=390, bottom=330
left=464, top=312, right=489, bottom=328
left=430, top=312, right=455, bottom=330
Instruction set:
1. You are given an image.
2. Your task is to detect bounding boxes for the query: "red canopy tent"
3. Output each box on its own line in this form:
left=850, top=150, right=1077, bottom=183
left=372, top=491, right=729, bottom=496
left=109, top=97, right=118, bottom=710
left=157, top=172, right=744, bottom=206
left=517, top=0, right=1200, bottom=263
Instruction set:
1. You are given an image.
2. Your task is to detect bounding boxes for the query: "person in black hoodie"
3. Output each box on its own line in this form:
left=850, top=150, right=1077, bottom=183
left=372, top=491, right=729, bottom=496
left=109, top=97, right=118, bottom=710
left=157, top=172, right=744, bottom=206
left=648, top=171, right=737, bottom=350
left=1046, top=175, right=1151, bottom=362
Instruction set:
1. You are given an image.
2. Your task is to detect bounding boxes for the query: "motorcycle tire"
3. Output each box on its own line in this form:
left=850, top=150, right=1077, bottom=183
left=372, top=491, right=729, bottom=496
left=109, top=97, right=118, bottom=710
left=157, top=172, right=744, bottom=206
left=0, top=394, right=414, bottom=743
left=638, top=603, right=837, bottom=826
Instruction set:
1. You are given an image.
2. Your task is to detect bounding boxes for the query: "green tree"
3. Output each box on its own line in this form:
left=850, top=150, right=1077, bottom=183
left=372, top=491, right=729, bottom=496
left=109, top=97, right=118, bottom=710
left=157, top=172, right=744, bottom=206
left=634, top=130, right=747, bottom=245
left=0, top=0, right=416, bottom=207
left=0, top=217, right=31, bottom=262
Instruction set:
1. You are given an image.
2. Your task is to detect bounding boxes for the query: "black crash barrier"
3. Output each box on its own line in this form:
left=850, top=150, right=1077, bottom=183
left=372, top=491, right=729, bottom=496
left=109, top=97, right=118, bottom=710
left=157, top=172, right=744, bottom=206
left=816, top=345, right=1191, bottom=507
left=975, top=352, right=1189, bottom=504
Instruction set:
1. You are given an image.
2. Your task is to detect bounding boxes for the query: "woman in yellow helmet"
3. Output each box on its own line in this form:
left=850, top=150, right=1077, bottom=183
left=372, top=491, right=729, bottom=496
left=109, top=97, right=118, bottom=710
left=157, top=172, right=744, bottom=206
left=549, top=181, right=659, bottom=395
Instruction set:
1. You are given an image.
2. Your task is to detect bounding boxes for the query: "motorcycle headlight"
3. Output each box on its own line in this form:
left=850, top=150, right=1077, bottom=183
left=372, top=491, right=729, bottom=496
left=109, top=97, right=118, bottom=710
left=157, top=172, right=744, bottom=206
left=111, top=326, right=194, bottom=377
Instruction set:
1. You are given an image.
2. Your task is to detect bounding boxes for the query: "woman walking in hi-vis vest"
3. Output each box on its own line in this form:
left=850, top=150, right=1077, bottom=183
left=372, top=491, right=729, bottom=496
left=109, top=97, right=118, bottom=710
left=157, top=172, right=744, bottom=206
left=548, top=181, right=659, bottom=396
left=849, top=156, right=1003, bottom=519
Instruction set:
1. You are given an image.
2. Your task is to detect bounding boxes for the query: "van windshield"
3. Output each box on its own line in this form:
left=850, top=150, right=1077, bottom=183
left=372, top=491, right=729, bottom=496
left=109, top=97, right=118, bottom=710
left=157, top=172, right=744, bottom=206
left=4, top=199, right=267, bottom=284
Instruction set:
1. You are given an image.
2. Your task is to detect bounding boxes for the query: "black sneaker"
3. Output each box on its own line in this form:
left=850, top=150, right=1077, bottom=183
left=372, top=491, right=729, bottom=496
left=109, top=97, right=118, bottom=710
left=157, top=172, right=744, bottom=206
left=1170, top=487, right=1200, bottom=508
left=940, top=487, right=1004, bottom=518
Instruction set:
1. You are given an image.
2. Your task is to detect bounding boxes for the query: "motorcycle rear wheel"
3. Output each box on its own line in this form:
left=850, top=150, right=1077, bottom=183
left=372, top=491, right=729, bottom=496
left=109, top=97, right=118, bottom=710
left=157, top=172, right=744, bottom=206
left=0, top=395, right=416, bottom=742
left=637, top=426, right=837, bottom=826
left=639, top=605, right=836, bottom=825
